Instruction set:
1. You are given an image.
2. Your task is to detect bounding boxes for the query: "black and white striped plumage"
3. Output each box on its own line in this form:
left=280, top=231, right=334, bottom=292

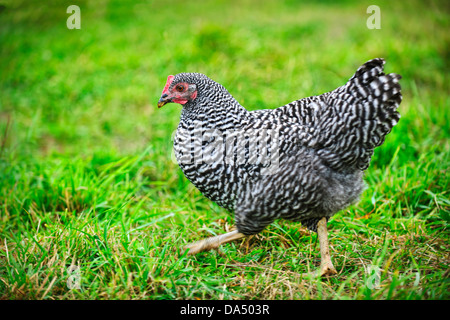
left=159, top=58, right=402, bottom=235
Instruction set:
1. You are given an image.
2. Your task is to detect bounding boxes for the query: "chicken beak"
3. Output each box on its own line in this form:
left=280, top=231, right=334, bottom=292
left=157, top=94, right=171, bottom=108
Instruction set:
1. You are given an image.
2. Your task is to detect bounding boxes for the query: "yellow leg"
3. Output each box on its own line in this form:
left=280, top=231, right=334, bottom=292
left=317, top=217, right=338, bottom=276
left=184, top=230, right=246, bottom=255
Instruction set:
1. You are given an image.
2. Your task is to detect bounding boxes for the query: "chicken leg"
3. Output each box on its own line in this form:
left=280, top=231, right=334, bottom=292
left=184, top=218, right=337, bottom=277
left=184, top=230, right=246, bottom=255
left=316, top=217, right=338, bottom=277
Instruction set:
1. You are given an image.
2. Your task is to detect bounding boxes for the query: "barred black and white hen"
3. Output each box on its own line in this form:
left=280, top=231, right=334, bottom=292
left=158, top=58, right=402, bottom=276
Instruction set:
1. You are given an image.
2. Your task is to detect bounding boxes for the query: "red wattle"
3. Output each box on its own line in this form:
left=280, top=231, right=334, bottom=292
left=172, top=98, right=188, bottom=104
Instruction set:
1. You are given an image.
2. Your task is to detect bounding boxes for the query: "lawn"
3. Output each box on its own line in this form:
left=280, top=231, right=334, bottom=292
left=0, top=0, right=449, bottom=300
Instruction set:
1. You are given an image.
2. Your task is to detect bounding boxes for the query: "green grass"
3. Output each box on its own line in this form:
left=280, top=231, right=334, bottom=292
left=0, top=0, right=449, bottom=300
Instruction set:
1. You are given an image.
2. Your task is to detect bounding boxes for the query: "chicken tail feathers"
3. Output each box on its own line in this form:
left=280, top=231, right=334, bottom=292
left=316, top=58, right=402, bottom=172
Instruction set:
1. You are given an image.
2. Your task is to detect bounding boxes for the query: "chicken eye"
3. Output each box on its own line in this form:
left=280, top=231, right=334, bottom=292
left=175, top=84, right=185, bottom=92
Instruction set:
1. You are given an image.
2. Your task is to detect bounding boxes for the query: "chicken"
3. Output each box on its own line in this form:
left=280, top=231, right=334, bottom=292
left=157, top=58, right=402, bottom=276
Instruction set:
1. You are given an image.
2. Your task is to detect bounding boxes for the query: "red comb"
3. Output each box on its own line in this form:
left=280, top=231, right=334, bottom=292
left=162, top=75, right=175, bottom=94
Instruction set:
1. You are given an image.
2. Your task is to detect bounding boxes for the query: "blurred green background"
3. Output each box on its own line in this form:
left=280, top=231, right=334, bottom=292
left=0, top=0, right=448, bottom=299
